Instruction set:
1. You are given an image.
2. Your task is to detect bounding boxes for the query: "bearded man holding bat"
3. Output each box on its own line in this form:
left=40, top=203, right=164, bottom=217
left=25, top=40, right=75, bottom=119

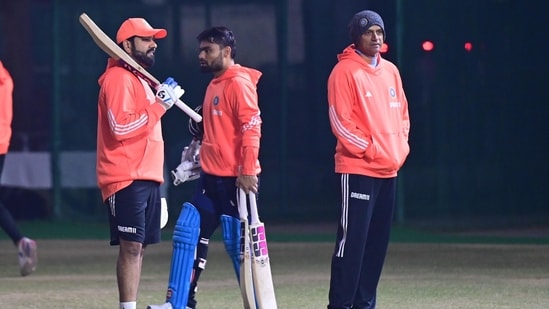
left=148, top=26, right=263, bottom=309
left=95, top=17, right=184, bottom=309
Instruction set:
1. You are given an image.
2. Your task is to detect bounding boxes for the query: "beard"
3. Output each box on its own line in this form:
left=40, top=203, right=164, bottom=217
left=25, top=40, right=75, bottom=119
left=132, top=46, right=155, bottom=68
left=200, top=54, right=224, bottom=73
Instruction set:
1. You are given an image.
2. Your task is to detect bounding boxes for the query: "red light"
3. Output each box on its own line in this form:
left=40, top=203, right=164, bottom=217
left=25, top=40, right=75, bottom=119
left=380, top=43, right=389, bottom=53
left=464, top=42, right=473, bottom=52
left=422, top=40, right=434, bottom=52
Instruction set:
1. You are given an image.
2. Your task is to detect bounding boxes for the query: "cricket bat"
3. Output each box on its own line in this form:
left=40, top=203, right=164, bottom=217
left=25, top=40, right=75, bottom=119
left=78, top=13, right=202, bottom=123
left=238, top=188, right=256, bottom=309
left=248, top=192, right=278, bottom=309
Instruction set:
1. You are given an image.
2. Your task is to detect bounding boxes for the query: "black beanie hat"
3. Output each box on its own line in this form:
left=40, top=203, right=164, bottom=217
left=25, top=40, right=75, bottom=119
left=348, top=10, right=385, bottom=44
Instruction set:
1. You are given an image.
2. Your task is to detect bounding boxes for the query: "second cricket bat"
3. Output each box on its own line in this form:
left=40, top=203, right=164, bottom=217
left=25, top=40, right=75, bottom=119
left=248, top=192, right=278, bottom=309
left=78, top=13, right=202, bottom=123
left=238, top=189, right=256, bottom=309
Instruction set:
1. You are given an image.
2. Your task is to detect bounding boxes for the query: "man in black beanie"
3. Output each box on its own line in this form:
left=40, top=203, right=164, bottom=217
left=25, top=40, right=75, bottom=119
left=326, top=9, right=410, bottom=309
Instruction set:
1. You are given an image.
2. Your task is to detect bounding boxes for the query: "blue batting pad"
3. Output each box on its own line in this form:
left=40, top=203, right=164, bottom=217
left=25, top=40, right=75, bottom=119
left=166, top=202, right=200, bottom=309
left=221, top=214, right=241, bottom=282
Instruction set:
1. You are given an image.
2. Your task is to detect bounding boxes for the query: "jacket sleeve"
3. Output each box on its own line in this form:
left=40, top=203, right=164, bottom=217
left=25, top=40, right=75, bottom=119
left=327, top=67, right=372, bottom=159
left=102, top=72, right=165, bottom=141
left=232, top=79, right=261, bottom=175
left=0, top=62, right=13, bottom=154
left=395, top=71, right=410, bottom=139
left=400, top=91, right=410, bottom=140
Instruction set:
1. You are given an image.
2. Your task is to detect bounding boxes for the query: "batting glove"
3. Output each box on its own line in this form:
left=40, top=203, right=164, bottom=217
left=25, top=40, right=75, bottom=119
left=156, top=77, right=185, bottom=110
left=171, top=139, right=201, bottom=186
left=171, top=162, right=201, bottom=186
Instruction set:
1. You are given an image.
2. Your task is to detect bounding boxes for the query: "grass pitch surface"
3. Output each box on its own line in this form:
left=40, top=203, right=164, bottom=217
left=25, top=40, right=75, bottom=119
left=1, top=221, right=548, bottom=308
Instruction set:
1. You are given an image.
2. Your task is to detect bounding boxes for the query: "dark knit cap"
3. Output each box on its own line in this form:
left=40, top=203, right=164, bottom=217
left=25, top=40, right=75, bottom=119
left=348, top=10, right=385, bottom=43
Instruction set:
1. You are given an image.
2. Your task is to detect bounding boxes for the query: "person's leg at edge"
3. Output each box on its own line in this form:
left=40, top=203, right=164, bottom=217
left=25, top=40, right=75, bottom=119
left=0, top=155, right=24, bottom=246
left=0, top=155, right=38, bottom=277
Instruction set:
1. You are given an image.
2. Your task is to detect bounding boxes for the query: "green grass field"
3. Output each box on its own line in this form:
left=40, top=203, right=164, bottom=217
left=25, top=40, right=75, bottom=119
left=1, top=221, right=549, bottom=308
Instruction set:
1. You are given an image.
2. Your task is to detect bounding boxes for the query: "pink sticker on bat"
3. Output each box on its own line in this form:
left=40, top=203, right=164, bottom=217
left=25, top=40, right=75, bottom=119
left=251, top=226, right=268, bottom=256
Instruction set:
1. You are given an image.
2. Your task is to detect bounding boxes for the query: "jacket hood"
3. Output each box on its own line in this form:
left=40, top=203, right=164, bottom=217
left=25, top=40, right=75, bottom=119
left=98, top=58, right=122, bottom=86
left=337, top=44, right=382, bottom=69
left=212, top=64, right=262, bottom=86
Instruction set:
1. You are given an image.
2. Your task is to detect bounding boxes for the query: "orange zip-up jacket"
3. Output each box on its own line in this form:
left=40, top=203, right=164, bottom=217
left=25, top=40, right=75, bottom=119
left=328, top=45, right=410, bottom=178
left=96, top=58, right=167, bottom=201
left=0, top=61, right=13, bottom=155
left=201, top=64, right=262, bottom=176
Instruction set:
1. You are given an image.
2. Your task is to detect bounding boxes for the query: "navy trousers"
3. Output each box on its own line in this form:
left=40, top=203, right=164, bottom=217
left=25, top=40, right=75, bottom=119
left=328, top=173, right=397, bottom=309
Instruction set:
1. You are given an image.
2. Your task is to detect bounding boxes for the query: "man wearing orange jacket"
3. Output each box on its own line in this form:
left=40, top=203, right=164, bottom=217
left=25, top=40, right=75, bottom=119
left=148, top=26, right=262, bottom=309
left=96, top=18, right=184, bottom=309
left=326, top=10, right=410, bottom=309
left=189, top=26, right=262, bottom=308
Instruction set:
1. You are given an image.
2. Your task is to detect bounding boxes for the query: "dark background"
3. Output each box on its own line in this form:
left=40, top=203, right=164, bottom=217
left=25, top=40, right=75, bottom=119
left=0, top=0, right=547, bottom=228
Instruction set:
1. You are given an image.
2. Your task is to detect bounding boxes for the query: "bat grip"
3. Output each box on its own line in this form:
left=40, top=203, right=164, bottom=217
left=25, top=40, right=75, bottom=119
left=175, top=99, right=202, bottom=122
left=238, top=188, right=248, bottom=220
left=248, top=192, right=259, bottom=224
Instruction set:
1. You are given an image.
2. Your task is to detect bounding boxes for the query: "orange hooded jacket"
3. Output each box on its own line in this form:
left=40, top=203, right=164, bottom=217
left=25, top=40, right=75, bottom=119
left=200, top=64, right=262, bottom=177
left=0, top=61, right=13, bottom=155
left=328, top=45, right=410, bottom=178
left=96, top=58, right=167, bottom=201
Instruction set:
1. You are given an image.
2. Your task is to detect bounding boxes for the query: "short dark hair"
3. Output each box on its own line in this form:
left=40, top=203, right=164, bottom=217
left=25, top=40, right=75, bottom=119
left=196, top=26, right=236, bottom=58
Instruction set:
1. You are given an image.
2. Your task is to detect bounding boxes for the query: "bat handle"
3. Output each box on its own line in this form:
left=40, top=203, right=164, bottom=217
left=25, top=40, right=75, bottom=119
left=248, top=192, right=259, bottom=224
left=175, top=99, right=202, bottom=122
left=238, top=188, right=248, bottom=220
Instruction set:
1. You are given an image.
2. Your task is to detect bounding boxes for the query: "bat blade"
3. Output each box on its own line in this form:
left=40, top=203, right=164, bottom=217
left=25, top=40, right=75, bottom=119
left=248, top=192, right=278, bottom=309
left=78, top=13, right=202, bottom=123
left=238, top=189, right=256, bottom=309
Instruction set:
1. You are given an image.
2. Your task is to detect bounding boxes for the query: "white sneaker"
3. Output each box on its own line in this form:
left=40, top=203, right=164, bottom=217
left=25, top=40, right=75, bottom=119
left=18, top=237, right=38, bottom=276
left=146, top=303, right=172, bottom=309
